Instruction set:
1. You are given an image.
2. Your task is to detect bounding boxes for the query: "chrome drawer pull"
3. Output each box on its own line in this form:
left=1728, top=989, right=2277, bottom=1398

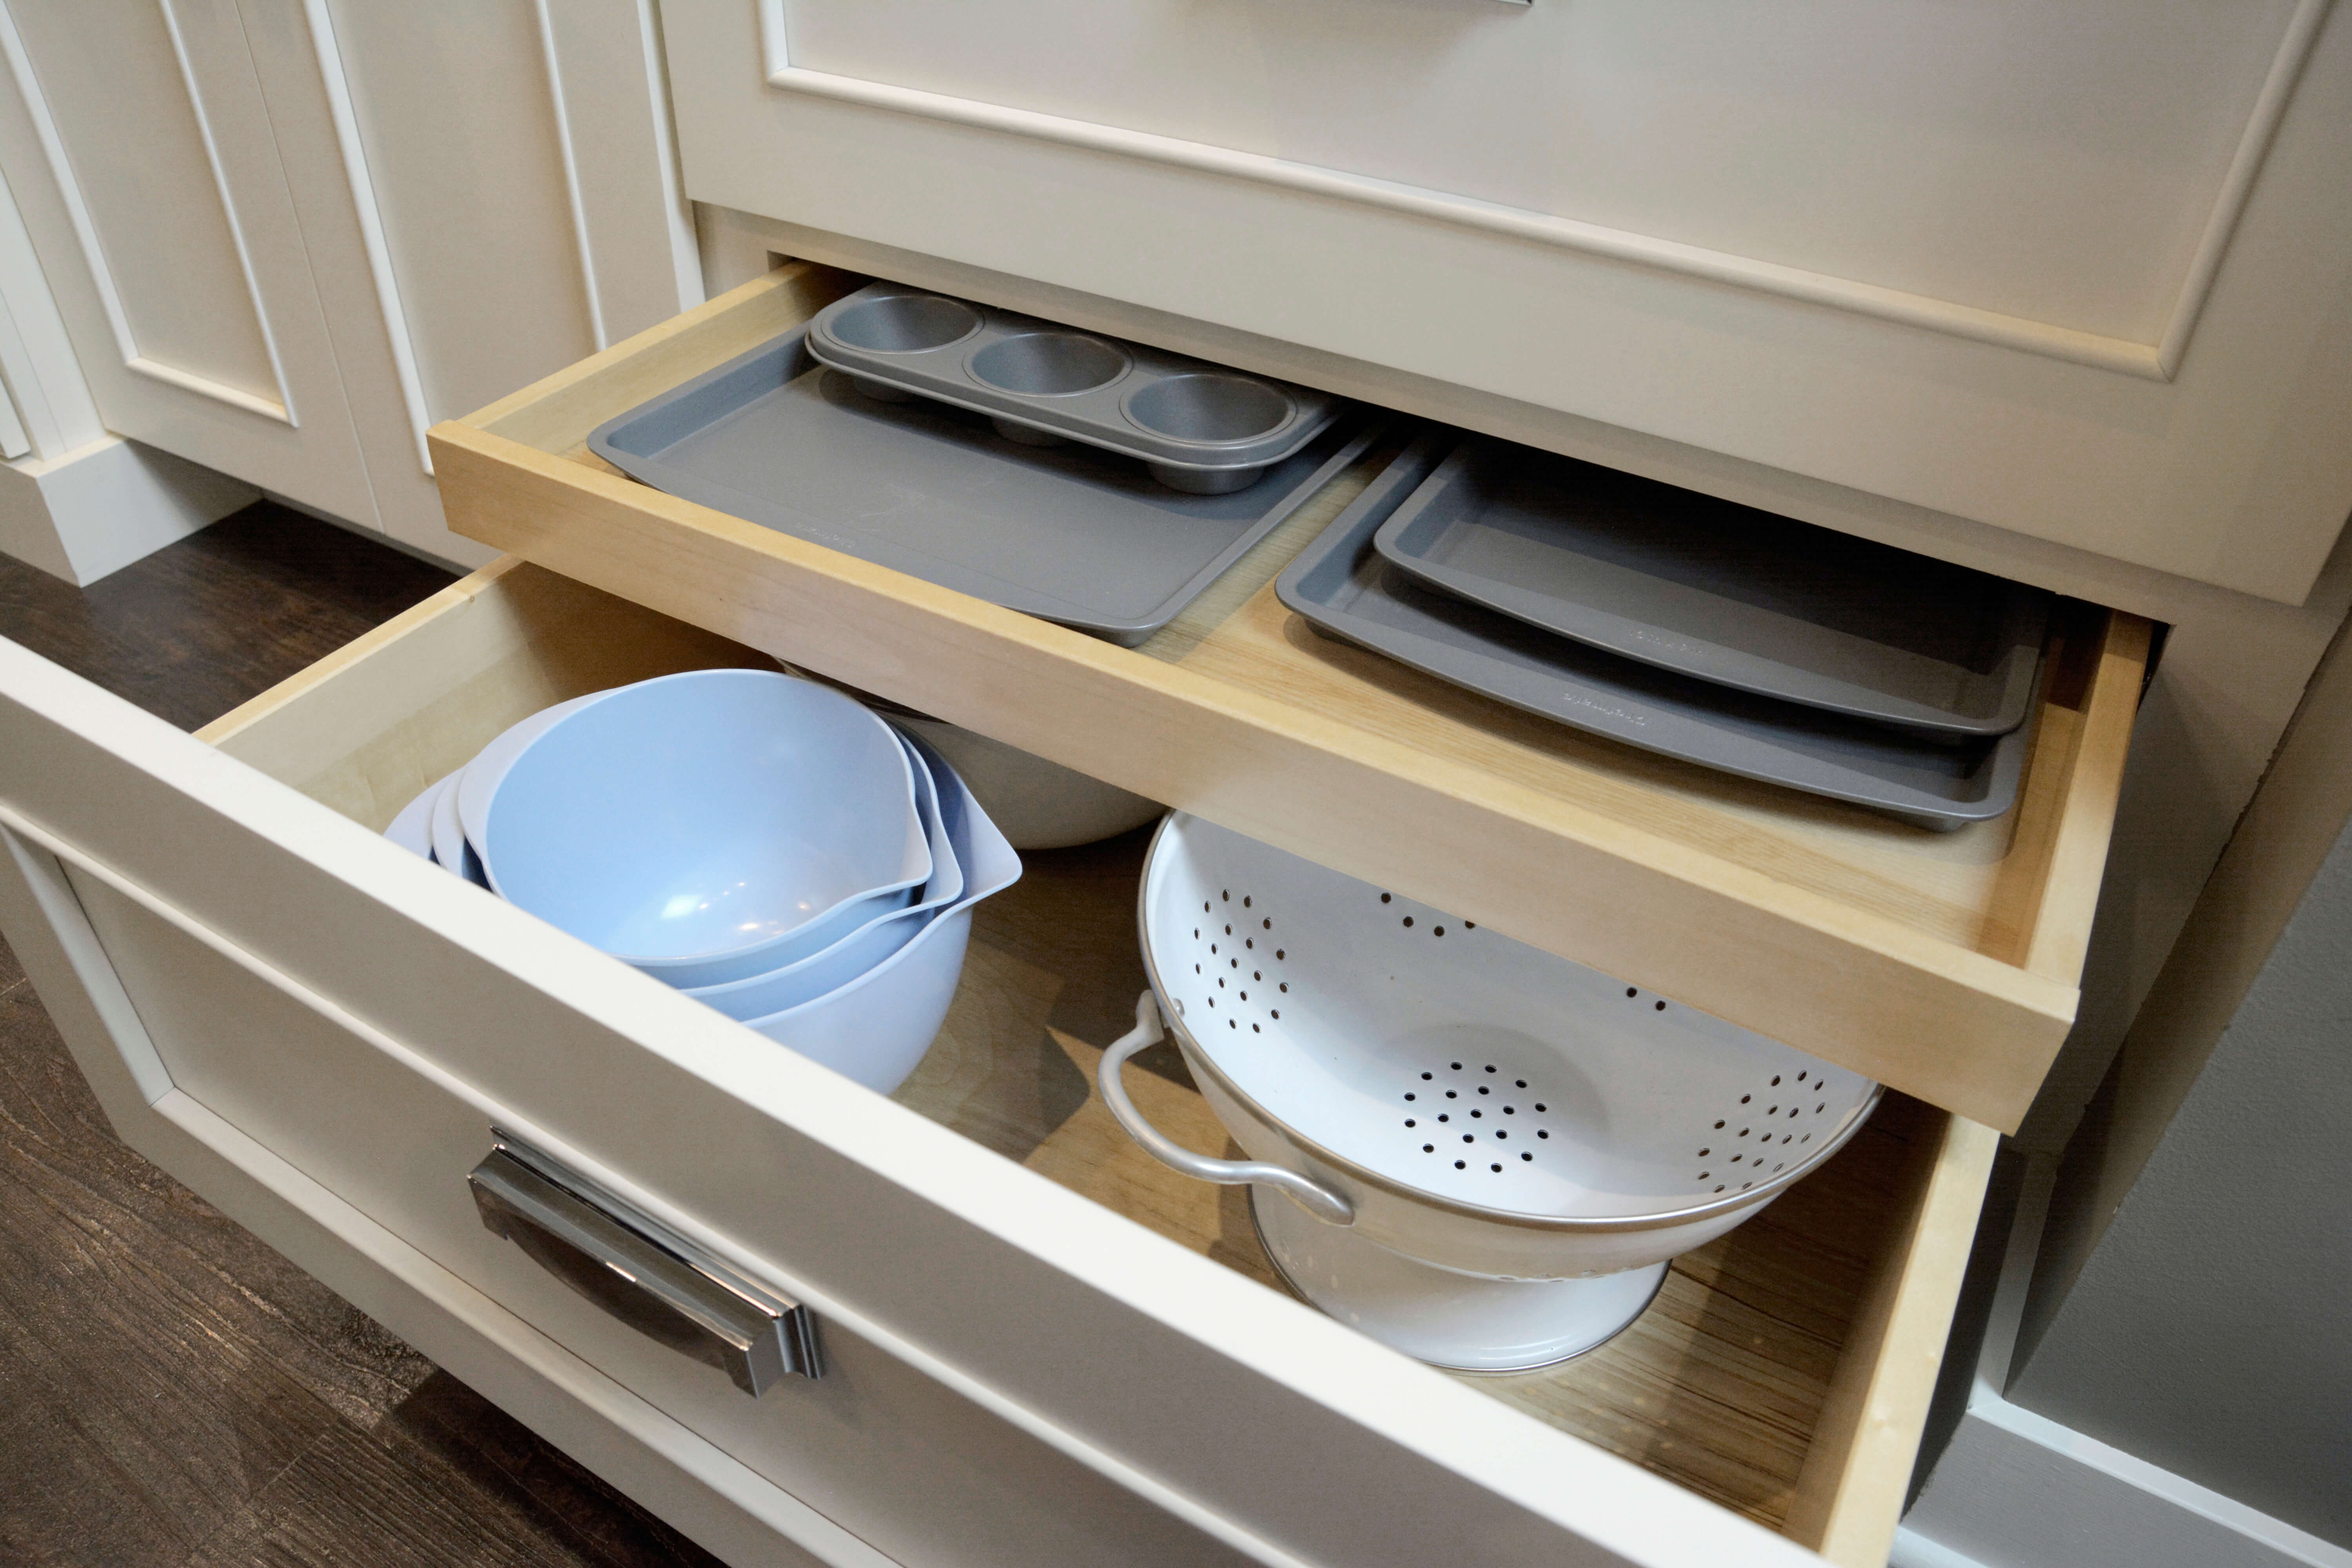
left=468, top=1132, right=820, bottom=1392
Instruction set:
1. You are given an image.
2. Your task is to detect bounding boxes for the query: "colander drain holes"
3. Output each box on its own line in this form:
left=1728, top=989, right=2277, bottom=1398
left=1699, top=1071, right=1843, bottom=1183
left=1406, top=1063, right=1565, bottom=1176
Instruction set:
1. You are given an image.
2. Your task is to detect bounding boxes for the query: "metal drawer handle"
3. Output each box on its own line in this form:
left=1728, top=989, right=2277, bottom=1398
left=469, top=1131, right=820, bottom=1393
left=1099, top=992, right=1355, bottom=1226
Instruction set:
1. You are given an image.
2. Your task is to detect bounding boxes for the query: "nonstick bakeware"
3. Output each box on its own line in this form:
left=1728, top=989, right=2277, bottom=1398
left=1372, top=440, right=2051, bottom=737
left=1276, top=435, right=2038, bottom=829
left=588, top=322, right=1372, bottom=646
left=804, top=283, right=1346, bottom=494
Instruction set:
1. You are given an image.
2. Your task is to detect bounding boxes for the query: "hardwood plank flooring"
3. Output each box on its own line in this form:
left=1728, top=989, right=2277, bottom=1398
left=0, top=507, right=721, bottom=1567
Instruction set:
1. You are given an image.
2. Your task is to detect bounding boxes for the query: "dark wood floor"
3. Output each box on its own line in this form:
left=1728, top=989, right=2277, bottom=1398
left=0, top=505, right=723, bottom=1567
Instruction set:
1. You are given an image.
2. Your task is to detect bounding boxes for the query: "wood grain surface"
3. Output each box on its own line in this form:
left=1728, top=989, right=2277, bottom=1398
left=0, top=508, right=719, bottom=1566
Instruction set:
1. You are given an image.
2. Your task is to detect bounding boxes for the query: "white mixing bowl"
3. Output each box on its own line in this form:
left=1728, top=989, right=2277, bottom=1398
left=479, top=670, right=928, bottom=982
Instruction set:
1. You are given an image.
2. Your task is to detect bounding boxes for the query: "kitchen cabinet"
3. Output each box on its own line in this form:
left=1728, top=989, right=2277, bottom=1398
left=0, top=555, right=1998, bottom=1567
left=0, top=0, right=697, bottom=568
left=665, top=0, right=2352, bottom=607
left=0, top=0, right=377, bottom=526
left=1, top=4, right=2345, bottom=1564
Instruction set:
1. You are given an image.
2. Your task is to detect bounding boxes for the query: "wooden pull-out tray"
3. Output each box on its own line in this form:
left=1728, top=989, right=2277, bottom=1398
left=430, top=266, right=2148, bottom=1132
left=163, top=559, right=1996, bottom=1566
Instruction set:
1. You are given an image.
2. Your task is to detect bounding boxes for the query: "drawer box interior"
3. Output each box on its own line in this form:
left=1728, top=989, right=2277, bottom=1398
left=426, top=264, right=2149, bottom=1134
left=200, top=560, right=2000, bottom=1566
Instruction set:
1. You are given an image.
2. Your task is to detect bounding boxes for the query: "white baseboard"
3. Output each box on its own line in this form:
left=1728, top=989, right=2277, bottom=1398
left=1895, top=1159, right=2352, bottom=1568
left=0, top=435, right=257, bottom=585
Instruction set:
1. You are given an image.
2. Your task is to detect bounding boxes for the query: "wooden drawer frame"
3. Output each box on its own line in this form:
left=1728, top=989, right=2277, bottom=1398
left=0, top=560, right=1998, bottom=1565
left=428, top=265, right=2148, bottom=1133
left=0, top=557, right=1993, bottom=1565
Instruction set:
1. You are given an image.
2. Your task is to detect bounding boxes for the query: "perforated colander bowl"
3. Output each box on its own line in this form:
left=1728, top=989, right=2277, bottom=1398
left=1119, top=813, right=1881, bottom=1285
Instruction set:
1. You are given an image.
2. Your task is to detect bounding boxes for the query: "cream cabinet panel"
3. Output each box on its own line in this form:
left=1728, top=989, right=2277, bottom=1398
left=786, top=0, right=2286, bottom=347
left=313, top=0, right=600, bottom=424
left=0, top=0, right=376, bottom=524
left=231, top=0, right=699, bottom=565
left=664, top=0, right=2352, bottom=603
left=0, top=0, right=699, bottom=568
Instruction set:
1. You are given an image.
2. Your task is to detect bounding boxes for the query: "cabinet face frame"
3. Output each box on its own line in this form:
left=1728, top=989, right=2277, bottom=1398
left=429, top=266, right=2149, bottom=1132
left=660, top=0, right=2352, bottom=604
left=0, top=561, right=1998, bottom=1567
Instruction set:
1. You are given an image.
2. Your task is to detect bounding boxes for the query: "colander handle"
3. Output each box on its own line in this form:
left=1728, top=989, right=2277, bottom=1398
left=1099, top=993, right=1355, bottom=1227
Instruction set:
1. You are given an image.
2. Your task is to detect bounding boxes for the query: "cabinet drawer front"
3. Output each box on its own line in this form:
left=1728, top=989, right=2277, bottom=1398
left=0, top=563, right=1996, bottom=1568
left=658, top=4, right=2352, bottom=605
left=433, top=266, right=2149, bottom=1134
left=52, top=871, right=1241, bottom=1568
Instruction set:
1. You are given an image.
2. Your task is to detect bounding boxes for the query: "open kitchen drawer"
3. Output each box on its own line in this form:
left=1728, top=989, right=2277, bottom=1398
left=0, top=560, right=1993, bottom=1568
left=428, top=263, right=2149, bottom=1134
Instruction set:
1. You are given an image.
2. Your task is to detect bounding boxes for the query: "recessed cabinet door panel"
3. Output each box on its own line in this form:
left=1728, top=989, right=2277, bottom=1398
left=668, top=0, right=2352, bottom=603
left=785, top=0, right=2280, bottom=345
left=0, top=0, right=375, bottom=523
left=221, top=0, right=700, bottom=565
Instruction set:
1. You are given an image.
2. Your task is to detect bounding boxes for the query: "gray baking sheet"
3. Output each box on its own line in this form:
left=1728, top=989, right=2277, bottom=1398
left=588, top=323, right=1371, bottom=646
left=1372, top=439, right=2050, bottom=736
left=1278, top=434, right=2035, bottom=828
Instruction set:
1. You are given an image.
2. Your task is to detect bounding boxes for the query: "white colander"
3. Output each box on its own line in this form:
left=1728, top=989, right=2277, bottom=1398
left=1102, top=813, right=1880, bottom=1370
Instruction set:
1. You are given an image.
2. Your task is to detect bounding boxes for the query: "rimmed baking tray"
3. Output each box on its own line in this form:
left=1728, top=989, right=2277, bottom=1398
left=1371, top=441, right=2051, bottom=737
left=587, top=323, right=1372, bottom=646
left=1277, top=435, right=2036, bottom=829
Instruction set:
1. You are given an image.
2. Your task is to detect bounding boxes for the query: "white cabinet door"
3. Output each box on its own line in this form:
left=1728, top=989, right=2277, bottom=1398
left=231, top=0, right=701, bottom=565
left=663, top=0, right=2352, bottom=604
left=0, top=0, right=699, bottom=566
left=0, top=0, right=376, bottom=525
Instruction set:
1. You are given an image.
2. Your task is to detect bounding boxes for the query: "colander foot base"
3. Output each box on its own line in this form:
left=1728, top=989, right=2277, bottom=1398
left=1249, top=1189, right=1669, bottom=1374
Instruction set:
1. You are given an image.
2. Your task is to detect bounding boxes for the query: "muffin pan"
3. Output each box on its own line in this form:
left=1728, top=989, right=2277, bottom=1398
left=806, top=283, right=1345, bottom=494
left=1277, top=434, right=2036, bottom=829
left=1372, top=441, right=2052, bottom=736
left=586, top=320, right=1372, bottom=646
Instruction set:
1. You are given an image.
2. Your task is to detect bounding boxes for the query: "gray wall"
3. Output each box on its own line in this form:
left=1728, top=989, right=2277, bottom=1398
left=2007, top=810, right=2352, bottom=1547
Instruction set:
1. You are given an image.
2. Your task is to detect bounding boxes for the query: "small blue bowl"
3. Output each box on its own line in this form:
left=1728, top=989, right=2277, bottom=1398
left=481, top=670, right=928, bottom=974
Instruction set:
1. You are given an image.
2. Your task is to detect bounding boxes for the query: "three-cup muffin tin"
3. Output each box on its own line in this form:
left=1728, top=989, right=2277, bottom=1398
left=805, top=283, right=1344, bottom=494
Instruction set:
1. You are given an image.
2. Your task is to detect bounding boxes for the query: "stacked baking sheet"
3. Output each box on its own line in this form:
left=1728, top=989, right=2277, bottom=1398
left=588, top=287, right=1366, bottom=647
left=1276, top=435, right=2054, bottom=828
